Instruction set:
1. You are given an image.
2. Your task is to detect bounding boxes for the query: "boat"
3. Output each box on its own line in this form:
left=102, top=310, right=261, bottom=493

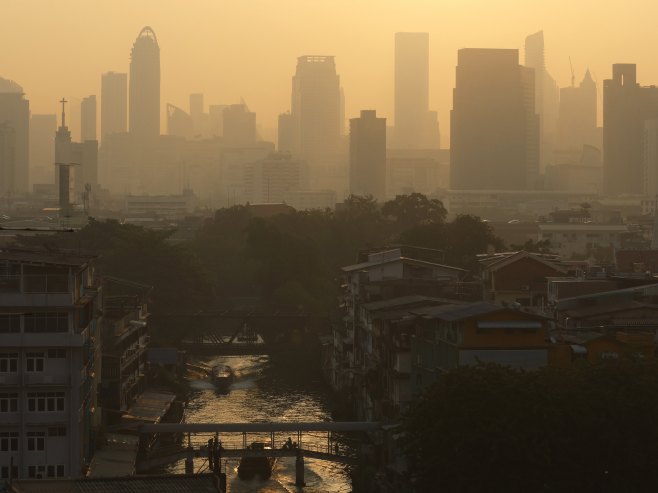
left=237, top=442, right=277, bottom=481
left=211, top=365, right=234, bottom=392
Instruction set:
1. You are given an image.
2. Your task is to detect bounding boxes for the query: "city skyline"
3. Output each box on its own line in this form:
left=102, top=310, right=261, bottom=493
left=3, top=1, right=658, bottom=140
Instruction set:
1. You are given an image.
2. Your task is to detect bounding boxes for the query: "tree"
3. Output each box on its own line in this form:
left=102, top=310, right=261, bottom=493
left=382, top=193, right=447, bottom=230
left=403, top=361, right=658, bottom=492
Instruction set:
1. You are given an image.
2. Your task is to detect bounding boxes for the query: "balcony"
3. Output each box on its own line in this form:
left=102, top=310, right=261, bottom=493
left=0, top=275, right=73, bottom=307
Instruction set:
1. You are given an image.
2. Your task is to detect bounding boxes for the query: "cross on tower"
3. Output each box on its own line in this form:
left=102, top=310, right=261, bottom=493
left=59, top=97, right=68, bottom=128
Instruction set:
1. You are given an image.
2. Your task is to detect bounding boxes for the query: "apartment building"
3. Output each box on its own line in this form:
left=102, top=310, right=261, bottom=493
left=0, top=248, right=102, bottom=479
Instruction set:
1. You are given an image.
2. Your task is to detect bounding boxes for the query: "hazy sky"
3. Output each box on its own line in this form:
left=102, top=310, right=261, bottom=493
left=3, top=0, right=658, bottom=140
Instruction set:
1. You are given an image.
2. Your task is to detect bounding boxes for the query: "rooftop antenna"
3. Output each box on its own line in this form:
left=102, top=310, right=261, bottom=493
left=569, top=57, right=575, bottom=87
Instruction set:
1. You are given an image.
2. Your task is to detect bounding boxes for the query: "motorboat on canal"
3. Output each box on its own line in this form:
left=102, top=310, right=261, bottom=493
left=237, top=442, right=277, bottom=480
left=211, top=364, right=234, bottom=392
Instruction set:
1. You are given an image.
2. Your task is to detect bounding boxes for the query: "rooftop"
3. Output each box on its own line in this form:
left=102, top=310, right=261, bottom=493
left=10, top=473, right=221, bottom=493
left=0, top=247, right=98, bottom=267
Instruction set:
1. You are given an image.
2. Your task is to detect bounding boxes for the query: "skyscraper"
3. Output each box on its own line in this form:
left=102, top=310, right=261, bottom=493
left=603, top=64, right=658, bottom=196
left=80, top=95, right=97, bottom=142
left=223, top=104, right=256, bottom=147
left=450, top=49, right=539, bottom=190
left=394, top=33, right=439, bottom=149
left=101, top=72, right=127, bottom=141
left=525, top=31, right=559, bottom=169
left=557, top=70, right=598, bottom=151
left=55, top=98, right=73, bottom=204
left=290, top=56, right=341, bottom=163
left=129, top=27, right=160, bottom=140
left=350, top=110, right=386, bottom=200
left=0, top=77, right=30, bottom=196
left=29, top=114, right=57, bottom=185
left=166, top=104, right=193, bottom=139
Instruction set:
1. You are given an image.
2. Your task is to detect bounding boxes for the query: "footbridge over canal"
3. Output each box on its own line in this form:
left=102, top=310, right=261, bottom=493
left=136, top=421, right=383, bottom=486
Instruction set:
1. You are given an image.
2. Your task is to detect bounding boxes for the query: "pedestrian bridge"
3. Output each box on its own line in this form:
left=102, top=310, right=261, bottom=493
left=136, top=421, right=383, bottom=484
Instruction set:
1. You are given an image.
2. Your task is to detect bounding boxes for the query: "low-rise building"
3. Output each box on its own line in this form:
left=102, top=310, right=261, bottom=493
left=538, top=223, right=630, bottom=258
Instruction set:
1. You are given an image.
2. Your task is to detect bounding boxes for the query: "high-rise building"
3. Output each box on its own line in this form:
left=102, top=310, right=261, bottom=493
left=557, top=70, right=598, bottom=151
left=129, top=27, right=160, bottom=140
left=80, top=95, right=97, bottom=142
left=277, top=113, right=294, bottom=154
left=603, top=64, right=658, bottom=196
left=350, top=110, right=386, bottom=200
left=393, top=33, right=439, bottom=149
left=208, top=105, right=227, bottom=137
left=525, top=31, right=559, bottom=169
left=0, top=77, right=30, bottom=196
left=166, top=104, right=193, bottom=139
left=189, top=93, right=208, bottom=137
left=223, top=104, right=256, bottom=147
left=29, top=114, right=57, bottom=186
left=243, top=153, right=306, bottom=204
left=0, top=124, right=16, bottom=198
left=450, top=49, right=539, bottom=190
left=290, top=56, right=341, bottom=163
left=0, top=248, right=102, bottom=479
left=100, top=72, right=127, bottom=142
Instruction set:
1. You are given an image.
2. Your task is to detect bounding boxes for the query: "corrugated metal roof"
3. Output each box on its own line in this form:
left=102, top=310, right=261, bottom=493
left=11, top=474, right=221, bottom=493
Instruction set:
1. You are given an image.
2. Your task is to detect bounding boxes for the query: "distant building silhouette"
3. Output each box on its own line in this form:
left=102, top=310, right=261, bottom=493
left=290, top=56, right=341, bottom=164
left=0, top=77, right=29, bottom=197
left=166, top=104, right=193, bottom=139
left=189, top=93, right=208, bottom=137
left=129, top=27, right=160, bottom=139
left=244, top=153, right=306, bottom=204
left=101, top=72, right=127, bottom=142
left=557, top=70, right=598, bottom=151
left=223, top=104, right=256, bottom=147
left=525, top=31, right=559, bottom=169
left=29, top=114, right=57, bottom=185
left=450, top=49, right=539, bottom=190
left=603, top=64, right=658, bottom=196
left=80, top=95, right=97, bottom=142
left=350, top=110, right=386, bottom=200
left=55, top=99, right=73, bottom=208
left=277, top=112, right=294, bottom=154
left=208, top=104, right=227, bottom=137
left=394, top=33, right=439, bottom=149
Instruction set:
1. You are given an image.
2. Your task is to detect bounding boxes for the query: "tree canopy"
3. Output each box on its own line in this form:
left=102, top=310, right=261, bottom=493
left=403, top=361, right=658, bottom=492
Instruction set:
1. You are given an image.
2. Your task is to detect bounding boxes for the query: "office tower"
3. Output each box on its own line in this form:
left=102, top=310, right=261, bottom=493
left=291, top=56, right=341, bottom=163
left=0, top=77, right=30, bottom=196
left=80, top=95, right=97, bottom=142
left=603, top=64, right=658, bottom=196
left=525, top=31, right=559, bottom=168
left=166, top=104, right=193, bottom=139
left=223, top=104, right=257, bottom=146
left=350, top=110, right=386, bottom=200
left=189, top=93, right=208, bottom=137
left=129, top=27, right=160, bottom=139
left=243, top=153, right=306, bottom=203
left=394, top=33, right=439, bottom=149
left=0, top=124, right=16, bottom=199
left=278, top=113, right=294, bottom=153
left=557, top=70, right=598, bottom=151
left=208, top=105, right=226, bottom=137
left=450, top=49, right=539, bottom=190
left=644, top=120, right=658, bottom=197
left=29, top=114, right=57, bottom=185
left=0, top=249, right=102, bottom=479
left=101, top=72, right=127, bottom=141
left=71, top=140, right=98, bottom=197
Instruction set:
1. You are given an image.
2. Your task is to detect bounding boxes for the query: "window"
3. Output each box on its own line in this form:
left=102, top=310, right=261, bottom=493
left=0, top=393, right=18, bottom=413
left=46, top=465, right=65, bottom=478
left=27, top=392, right=64, bottom=412
left=24, top=313, right=68, bottom=333
left=27, top=432, right=45, bottom=451
left=0, top=353, right=18, bottom=373
left=26, top=352, right=45, bottom=372
left=0, top=315, right=20, bottom=333
left=47, top=349, right=66, bottom=359
left=0, top=431, right=18, bottom=451
left=0, top=465, right=18, bottom=479
left=47, top=426, right=66, bottom=437
left=27, top=465, right=46, bottom=479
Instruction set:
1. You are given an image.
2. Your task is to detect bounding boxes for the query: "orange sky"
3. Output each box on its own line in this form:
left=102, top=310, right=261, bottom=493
left=3, top=0, right=658, bottom=141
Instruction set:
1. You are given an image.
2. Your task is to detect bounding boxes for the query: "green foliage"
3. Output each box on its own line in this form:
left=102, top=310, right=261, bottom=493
left=382, top=193, right=447, bottom=231
left=404, top=361, right=658, bottom=492
left=510, top=238, right=555, bottom=254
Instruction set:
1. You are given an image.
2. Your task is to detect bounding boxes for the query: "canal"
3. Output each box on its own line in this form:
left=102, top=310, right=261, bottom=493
left=173, top=354, right=354, bottom=492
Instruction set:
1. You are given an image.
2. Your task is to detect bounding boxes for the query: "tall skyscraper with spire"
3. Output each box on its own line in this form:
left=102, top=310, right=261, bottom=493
left=394, top=32, right=439, bottom=149
left=129, top=27, right=160, bottom=140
